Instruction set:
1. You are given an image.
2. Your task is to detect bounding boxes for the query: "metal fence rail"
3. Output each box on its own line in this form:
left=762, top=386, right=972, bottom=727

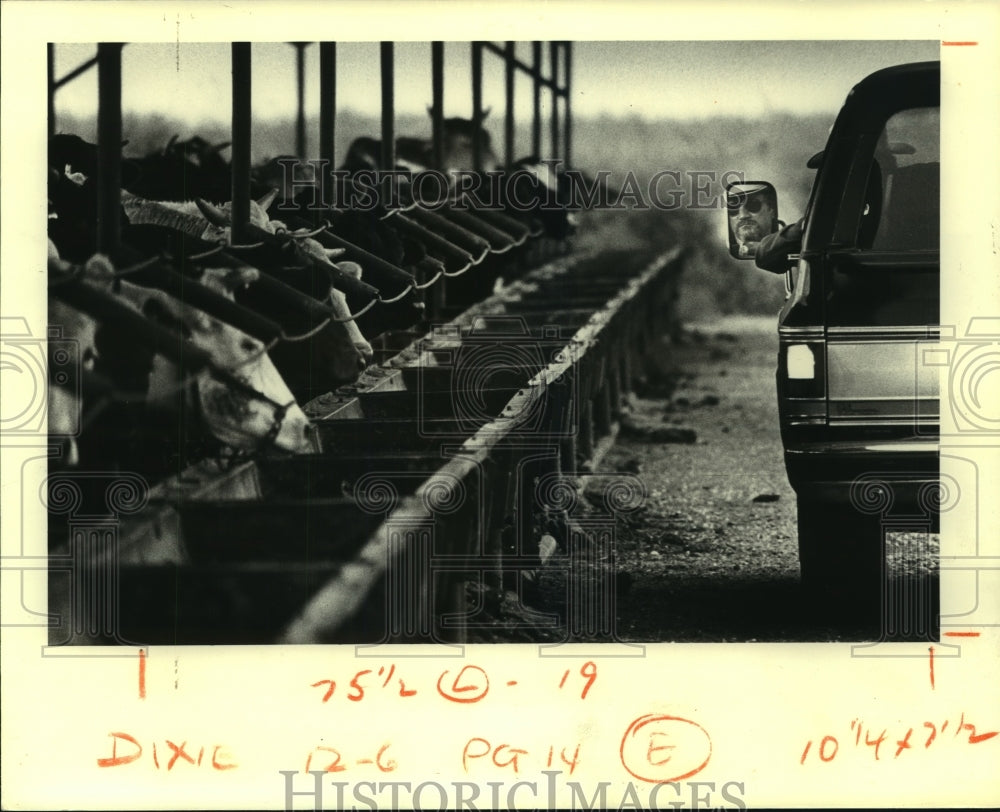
left=49, top=246, right=686, bottom=645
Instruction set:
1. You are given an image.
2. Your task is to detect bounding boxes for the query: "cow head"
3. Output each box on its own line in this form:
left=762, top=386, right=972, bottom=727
left=419, top=107, right=501, bottom=176
left=47, top=241, right=98, bottom=466
left=442, top=110, right=501, bottom=175
left=121, top=193, right=371, bottom=386
left=80, top=254, right=316, bottom=455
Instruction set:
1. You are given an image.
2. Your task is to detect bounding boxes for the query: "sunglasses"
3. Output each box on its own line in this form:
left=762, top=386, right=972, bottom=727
left=727, top=195, right=766, bottom=214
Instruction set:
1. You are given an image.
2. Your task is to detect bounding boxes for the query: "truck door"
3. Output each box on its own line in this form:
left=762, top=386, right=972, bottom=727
left=823, top=106, right=940, bottom=437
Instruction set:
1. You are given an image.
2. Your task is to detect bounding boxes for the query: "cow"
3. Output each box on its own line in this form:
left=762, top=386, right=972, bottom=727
left=503, top=156, right=580, bottom=240
left=120, top=191, right=375, bottom=397
left=47, top=139, right=374, bottom=396
left=251, top=156, right=320, bottom=210
left=47, top=137, right=111, bottom=264
left=124, top=134, right=233, bottom=202
left=47, top=241, right=100, bottom=468
left=341, top=108, right=501, bottom=187
left=48, top=242, right=316, bottom=466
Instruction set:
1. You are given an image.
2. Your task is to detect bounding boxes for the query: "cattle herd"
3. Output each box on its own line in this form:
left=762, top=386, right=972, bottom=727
left=47, top=115, right=576, bottom=473
left=45, top=108, right=684, bottom=644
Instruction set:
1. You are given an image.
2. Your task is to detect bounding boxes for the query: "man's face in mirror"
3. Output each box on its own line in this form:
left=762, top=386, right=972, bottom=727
left=728, top=192, right=775, bottom=245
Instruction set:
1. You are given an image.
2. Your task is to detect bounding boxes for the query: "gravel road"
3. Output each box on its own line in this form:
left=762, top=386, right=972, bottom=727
left=469, top=315, right=939, bottom=644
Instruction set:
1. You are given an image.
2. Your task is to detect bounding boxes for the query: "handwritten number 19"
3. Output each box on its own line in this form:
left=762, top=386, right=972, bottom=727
left=559, top=662, right=598, bottom=699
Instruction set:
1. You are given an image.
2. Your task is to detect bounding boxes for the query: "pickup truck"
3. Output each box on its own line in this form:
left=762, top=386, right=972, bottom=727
left=727, top=61, right=940, bottom=626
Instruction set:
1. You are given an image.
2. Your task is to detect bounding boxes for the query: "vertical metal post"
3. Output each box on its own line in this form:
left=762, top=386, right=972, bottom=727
left=431, top=41, right=445, bottom=170
left=48, top=44, right=56, bottom=139
left=380, top=42, right=395, bottom=171
left=504, top=41, right=515, bottom=169
left=380, top=42, right=395, bottom=209
left=294, top=42, right=308, bottom=159
left=564, top=42, right=572, bottom=169
left=319, top=42, right=337, bottom=193
left=531, top=42, right=542, bottom=157
left=549, top=41, right=560, bottom=162
left=471, top=41, right=484, bottom=172
left=96, top=43, right=122, bottom=258
left=231, top=43, right=252, bottom=244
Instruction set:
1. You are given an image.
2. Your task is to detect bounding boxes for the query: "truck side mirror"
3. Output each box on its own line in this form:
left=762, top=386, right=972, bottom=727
left=725, top=181, right=779, bottom=260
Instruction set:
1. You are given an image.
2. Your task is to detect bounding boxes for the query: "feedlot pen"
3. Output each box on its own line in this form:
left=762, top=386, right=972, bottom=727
left=45, top=41, right=693, bottom=646
left=50, top=246, right=685, bottom=644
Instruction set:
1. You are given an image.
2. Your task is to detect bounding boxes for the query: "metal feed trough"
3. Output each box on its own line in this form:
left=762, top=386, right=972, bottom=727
left=47, top=41, right=687, bottom=645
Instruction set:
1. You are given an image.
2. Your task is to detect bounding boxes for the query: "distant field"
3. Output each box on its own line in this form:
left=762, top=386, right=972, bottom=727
left=53, top=109, right=833, bottom=319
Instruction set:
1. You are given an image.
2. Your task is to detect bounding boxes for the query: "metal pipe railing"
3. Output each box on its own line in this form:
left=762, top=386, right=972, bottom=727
left=431, top=42, right=445, bottom=170
left=379, top=41, right=397, bottom=213
left=504, top=41, right=516, bottom=169
left=481, top=40, right=572, bottom=167
left=482, top=41, right=568, bottom=95
left=47, top=44, right=56, bottom=138
left=471, top=42, right=484, bottom=172
left=293, top=42, right=309, bottom=159
left=564, top=42, right=572, bottom=169
left=549, top=42, right=560, bottom=162
left=96, top=43, right=123, bottom=258
left=231, top=43, right=252, bottom=243
left=380, top=42, right=395, bottom=174
left=319, top=42, right=337, bottom=216
left=532, top=42, right=542, bottom=157
left=53, top=54, right=100, bottom=92
left=53, top=39, right=571, bottom=174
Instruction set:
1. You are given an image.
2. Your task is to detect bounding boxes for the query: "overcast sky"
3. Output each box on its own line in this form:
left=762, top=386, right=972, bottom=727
left=51, top=40, right=939, bottom=127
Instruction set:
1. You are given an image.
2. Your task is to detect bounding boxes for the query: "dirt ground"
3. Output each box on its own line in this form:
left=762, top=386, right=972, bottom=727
left=467, top=316, right=940, bottom=644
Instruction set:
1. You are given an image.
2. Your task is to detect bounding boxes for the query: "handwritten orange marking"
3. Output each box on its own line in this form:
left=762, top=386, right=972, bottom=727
left=894, top=727, right=914, bottom=758
left=462, top=737, right=491, bottom=771
left=969, top=730, right=999, bottom=744
left=138, top=649, right=146, bottom=699
left=437, top=665, right=489, bottom=704
left=166, top=740, right=195, bottom=770
left=376, top=742, right=397, bottom=772
left=460, top=739, right=529, bottom=773
left=348, top=670, right=371, bottom=702
left=492, top=744, right=528, bottom=773
left=865, top=728, right=887, bottom=760
left=97, top=732, right=142, bottom=767
left=942, top=41, right=978, bottom=46
left=929, top=646, right=935, bottom=689
left=619, top=714, right=712, bottom=783
left=560, top=744, right=581, bottom=774
left=943, top=631, right=980, bottom=637
left=957, top=712, right=999, bottom=744
left=211, top=745, right=238, bottom=770
left=305, top=746, right=343, bottom=773
left=312, top=679, right=336, bottom=702
left=579, top=661, right=597, bottom=699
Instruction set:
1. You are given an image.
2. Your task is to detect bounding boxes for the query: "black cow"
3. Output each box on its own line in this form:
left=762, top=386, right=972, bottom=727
left=341, top=108, right=501, bottom=181
left=125, top=135, right=233, bottom=202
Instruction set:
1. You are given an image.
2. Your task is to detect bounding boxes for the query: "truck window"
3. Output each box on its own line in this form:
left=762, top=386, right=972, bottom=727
left=867, top=107, right=940, bottom=251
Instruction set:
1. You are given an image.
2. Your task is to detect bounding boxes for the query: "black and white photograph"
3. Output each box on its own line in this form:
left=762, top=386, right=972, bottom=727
left=41, top=37, right=943, bottom=646
left=3, top=2, right=999, bottom=810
